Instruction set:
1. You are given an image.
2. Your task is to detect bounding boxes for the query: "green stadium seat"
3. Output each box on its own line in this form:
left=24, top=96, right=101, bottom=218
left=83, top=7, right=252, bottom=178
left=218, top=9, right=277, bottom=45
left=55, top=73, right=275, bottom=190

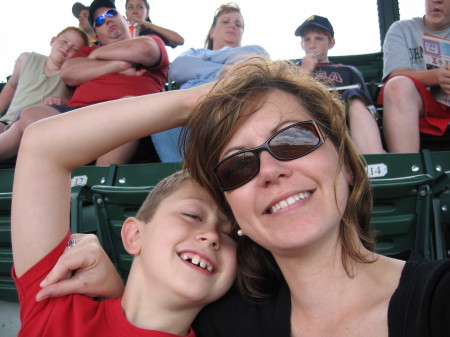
left=111, top=162, right=182, bottom=187
left=328, top=52, right=383, bottom=84
left=0, top=168, right=17, bottom=301
left=422, top=150, right=450, bottom=259
left=70, top=165, right=116, bottom=234
left=364, top=153, right=435, bottom=259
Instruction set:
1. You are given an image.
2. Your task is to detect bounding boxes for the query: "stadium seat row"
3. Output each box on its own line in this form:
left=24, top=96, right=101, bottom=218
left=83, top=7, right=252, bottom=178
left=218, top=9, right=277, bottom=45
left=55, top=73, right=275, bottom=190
left=1, top=153, right=449, bottom=302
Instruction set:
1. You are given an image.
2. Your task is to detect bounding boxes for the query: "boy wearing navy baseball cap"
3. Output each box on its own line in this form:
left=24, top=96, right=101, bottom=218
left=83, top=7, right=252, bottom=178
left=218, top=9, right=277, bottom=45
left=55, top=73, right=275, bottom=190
left=294, top=15, right=384, bottom=155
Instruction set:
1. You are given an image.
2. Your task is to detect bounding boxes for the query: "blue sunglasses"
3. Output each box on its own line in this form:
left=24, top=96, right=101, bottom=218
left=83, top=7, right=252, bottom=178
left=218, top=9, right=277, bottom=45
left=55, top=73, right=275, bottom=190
left=94, top=8, right=119, bottom=27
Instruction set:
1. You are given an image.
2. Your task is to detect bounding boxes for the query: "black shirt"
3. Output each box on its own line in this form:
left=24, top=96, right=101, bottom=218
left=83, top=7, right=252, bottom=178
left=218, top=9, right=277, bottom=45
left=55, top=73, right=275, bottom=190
left=193, top=251, right=450, bottom=337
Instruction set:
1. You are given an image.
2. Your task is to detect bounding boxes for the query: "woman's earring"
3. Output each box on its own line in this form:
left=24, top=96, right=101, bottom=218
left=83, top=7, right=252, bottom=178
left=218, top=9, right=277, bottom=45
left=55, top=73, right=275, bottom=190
left=237, top=229, right=244, bottom=237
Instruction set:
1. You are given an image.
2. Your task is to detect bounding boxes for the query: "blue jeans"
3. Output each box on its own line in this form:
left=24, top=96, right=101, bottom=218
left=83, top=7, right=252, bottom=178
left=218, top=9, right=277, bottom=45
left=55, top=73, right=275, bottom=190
left=151, top=127, right=183, bottom=163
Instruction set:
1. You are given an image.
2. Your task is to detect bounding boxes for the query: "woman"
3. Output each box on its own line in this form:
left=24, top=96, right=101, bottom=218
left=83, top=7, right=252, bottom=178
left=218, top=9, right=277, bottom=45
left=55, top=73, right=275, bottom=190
left=125, top=0, right=184, bottom=48
left=153, top=2, right=268, bottom=162
left=38, top=57, right=450, bottom=337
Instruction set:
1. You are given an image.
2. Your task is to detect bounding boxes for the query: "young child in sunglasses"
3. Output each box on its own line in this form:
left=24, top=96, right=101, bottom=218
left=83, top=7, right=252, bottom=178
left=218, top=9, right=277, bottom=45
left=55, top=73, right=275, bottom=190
left=0, top=27, right=88, bottom=133
left=12, top=88, right=237, bottom=335
left=38, top=56, right=450, bottom=337
left=0, top=0, right=169, bottom=165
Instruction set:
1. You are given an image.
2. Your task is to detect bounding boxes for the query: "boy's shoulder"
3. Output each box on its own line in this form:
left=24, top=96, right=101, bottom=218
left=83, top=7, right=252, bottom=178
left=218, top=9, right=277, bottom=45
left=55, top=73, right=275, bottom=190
left=9, top=52, right=41, bottom=81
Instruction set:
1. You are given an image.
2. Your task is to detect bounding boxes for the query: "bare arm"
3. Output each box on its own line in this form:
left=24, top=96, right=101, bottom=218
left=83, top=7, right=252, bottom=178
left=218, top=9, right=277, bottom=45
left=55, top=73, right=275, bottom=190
left=138, top=20, right=184, bottom=47
left=61, top=56, right=134, bottom=86
left=0, top=53, right=29, bottom=115
left=88, top=36, right=162, bottom=67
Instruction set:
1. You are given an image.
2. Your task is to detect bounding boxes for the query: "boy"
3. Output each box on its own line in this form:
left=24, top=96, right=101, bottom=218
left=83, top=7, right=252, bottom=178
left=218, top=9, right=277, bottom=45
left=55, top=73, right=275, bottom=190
left=72, top=2, right=99, bottom=46
left=380, top=0, right=450, bottom=153
left=294, top=15, right=384, bottom=154
left=0, top=27, right=88, bottom=133
left=11, top=86, right=237, bottom=335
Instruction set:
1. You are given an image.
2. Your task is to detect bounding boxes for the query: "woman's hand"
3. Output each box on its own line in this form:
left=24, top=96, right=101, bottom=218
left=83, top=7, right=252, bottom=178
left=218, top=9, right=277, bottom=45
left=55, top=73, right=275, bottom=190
left=36, top=234, right=125, bottom=302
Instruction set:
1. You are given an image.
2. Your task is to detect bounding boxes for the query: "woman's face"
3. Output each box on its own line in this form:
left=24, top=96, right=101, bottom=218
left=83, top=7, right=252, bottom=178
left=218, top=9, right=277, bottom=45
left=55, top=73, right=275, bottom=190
left=209, top=10, right=244, bottom=49
left=126, top=0, right=148, bottom=21
left=220, top=90, right=352, bottom=257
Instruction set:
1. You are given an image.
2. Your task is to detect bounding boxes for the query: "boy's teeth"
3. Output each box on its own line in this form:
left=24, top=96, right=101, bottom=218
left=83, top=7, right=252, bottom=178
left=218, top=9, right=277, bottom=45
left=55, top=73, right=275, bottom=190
left=180, top=253, right=214, bottom=273
left=270, top=192, right=311, bottom=214
left=191, top=256, right=200, bottom=265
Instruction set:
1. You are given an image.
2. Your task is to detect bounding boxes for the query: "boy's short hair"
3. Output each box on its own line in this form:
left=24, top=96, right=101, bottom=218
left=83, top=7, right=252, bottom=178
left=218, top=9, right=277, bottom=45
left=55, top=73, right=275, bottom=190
left=136, top=170, right=191, bottom=222
left=294, top=15, right=334, bottom=38
left=56, top=26, right=89, bottom=47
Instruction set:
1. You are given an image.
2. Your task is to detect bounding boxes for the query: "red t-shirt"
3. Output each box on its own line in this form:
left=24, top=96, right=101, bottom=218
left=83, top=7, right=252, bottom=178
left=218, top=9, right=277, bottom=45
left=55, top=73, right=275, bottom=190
left=68, top=35, right=169, bottom=107
left=12, top=232, right=196, bottom=337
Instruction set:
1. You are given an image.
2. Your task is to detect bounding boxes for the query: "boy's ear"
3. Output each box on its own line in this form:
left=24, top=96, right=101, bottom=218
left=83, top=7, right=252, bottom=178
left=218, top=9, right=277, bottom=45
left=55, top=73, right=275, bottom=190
left=328, top=38, right=336, bottom=50
left=50, top=37, right=56, bottom=47
left=121, top=217, right=144, bottom=255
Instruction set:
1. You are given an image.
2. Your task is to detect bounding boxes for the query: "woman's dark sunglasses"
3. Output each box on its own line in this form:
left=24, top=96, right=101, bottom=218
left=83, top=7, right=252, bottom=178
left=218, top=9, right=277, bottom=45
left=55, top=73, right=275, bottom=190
left=213, top=121, right=324, bottom=191
left=94, top=8, right=119, bottom=27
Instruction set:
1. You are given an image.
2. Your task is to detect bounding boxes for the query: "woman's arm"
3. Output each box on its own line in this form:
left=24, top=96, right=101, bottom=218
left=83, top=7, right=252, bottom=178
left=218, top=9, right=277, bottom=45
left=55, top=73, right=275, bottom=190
left=169, top=54, right=225, bottom=84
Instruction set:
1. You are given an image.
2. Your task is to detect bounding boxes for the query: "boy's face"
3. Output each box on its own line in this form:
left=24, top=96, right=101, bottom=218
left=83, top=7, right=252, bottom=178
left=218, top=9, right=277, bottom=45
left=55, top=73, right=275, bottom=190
left=425, top=0, right=450, bottom=30
left=301, top=29, right=335, bottom=63
left=78, top=9, right=91, bottom=32
left=49, top=30, right=86, bottom=67
left=135, top=180, right=237, bottom=306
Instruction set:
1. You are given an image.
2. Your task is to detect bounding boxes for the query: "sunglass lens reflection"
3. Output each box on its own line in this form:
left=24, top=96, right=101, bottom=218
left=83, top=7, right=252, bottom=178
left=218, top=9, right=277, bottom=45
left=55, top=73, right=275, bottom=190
left=216, top=152, right=258, bottom=190
left=270, top=124, right=320, bottom=158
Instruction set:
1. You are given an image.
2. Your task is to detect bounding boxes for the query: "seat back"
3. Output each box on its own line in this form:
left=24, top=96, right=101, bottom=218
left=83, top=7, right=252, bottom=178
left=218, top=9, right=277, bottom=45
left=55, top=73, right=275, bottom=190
left=422, top=150, right=450, bottom=259
left=364, top=153, right=434, bottom=258
left=70, top=165, right=116, bottom=235
left=328, top=52, right=383, bottom=84
left=0, top=168, right=17, bottom=301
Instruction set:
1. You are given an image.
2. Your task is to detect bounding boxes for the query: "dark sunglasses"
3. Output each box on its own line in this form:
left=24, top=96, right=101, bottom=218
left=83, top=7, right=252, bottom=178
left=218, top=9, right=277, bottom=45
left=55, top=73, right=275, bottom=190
left=213, top=121, right=324, bottom=191
left=94, top=8, right=118, bottom=27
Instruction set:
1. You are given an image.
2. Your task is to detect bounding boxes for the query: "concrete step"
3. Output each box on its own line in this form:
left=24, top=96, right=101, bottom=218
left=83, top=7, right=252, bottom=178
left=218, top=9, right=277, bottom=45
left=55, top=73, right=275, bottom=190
left=0, top=300, right=20, bottom=337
